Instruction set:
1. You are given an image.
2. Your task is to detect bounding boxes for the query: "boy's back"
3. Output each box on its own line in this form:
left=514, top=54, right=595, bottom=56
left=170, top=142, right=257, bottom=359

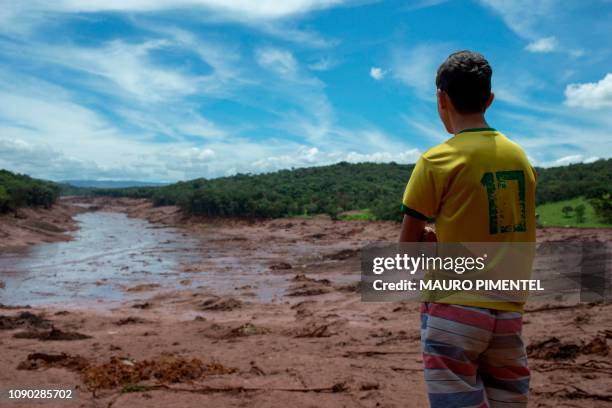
left=402, top=127, right=536, bottom=243
left=399, top=50, right=535, bottom=408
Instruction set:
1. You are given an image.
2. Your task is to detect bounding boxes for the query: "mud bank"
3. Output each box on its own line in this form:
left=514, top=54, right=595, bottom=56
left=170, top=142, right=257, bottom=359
left=0, top=199, right=84, bottom=250
left=0, top=198, right=610, bottom=408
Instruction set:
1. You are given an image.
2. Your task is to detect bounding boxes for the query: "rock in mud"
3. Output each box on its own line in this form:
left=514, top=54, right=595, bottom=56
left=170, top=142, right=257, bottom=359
left=286, top=283, right=331, bottom=297
left=115, top=316, right=148, bottom=326
left=199, top=297, right=243, bottom=311
left=527, top=335, right=610, bottom=360
left=227, top=322, right=270, bottom=337
left=13, top=327, right=91, bottom=341
left=291, top=273, right=331, bottom=285
left=17, top=352, right=89, bottom=371
left=270, top=262, right=293, bottom=270
left=0, top=311, right=51, bottom=330
left=324, top=248, right=359, bottom=261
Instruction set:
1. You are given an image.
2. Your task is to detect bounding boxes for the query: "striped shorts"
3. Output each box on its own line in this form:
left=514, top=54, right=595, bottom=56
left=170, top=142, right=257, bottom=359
left=420, top=302, right=529, bottom=408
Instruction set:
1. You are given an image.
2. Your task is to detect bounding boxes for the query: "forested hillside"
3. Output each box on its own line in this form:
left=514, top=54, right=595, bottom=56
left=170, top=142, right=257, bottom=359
left=69, top=158, right=612, bottom=222
left=0, top=170, right=61, bottom=213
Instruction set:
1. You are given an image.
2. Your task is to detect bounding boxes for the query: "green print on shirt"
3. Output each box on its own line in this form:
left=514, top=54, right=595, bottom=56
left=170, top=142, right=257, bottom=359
left=480, top=170, right=526, bottom=234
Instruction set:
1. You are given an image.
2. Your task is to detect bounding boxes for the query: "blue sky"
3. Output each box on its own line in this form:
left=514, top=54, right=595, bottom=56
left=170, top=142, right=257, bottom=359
left=0, top=0, right=610, bottom=182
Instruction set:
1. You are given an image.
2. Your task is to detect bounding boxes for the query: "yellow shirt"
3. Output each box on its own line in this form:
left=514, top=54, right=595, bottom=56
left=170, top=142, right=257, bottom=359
left=402, top=128, right=537, bottom=312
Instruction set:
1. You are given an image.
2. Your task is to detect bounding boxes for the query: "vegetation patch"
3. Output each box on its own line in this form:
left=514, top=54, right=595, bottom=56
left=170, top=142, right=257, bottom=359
left=537, top=197, right=610, bottom=228
left=0, top=169, right=60, bottom=213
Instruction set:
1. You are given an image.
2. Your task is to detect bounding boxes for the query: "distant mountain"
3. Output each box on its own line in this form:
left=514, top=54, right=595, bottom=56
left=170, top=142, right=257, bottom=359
left=62, top=180, right=168, bottom=188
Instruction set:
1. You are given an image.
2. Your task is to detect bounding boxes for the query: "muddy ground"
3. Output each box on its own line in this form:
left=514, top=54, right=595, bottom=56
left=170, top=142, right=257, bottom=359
left=0, top=200, right=84, bottom=249
left=0, top=198, right=611, bottom=407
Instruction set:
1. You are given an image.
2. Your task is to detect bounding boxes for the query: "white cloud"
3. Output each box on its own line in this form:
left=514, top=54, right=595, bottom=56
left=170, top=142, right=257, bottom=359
left=255, top=47, right=298, bottom=77
left=370, top=67, right=385, bottom=80
left=525, top=36, right=558, bottom=53
left=564, top=73, right=612, bottom=109
left=4, top=1, right=346, bottom=21
left=550, top=154, right=583, bottom=166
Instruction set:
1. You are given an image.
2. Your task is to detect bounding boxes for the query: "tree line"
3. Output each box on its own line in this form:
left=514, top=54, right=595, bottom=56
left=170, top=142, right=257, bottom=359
left=63, top=158, right=612, bottom=222
left=0, top=170, right=61, bottom=213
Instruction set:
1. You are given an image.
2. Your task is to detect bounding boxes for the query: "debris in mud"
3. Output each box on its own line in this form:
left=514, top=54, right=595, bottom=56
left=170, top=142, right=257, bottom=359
left=115, top=316, right=148, bottom=326
left=527, top=335, right=610, bottom=360
left=291, top=273, right=331, bottom=285
left=0, top=303, right=31, bottom=309
left=574, top=314, right=591, bottom=325
left=295, top=323, right=335, bottom=338
left=249, top=361, right=266, bottom=376
left=126, top=283, right=161, bottom=292
left=291, top=301, right=315, bottom=319
left=270, top=262, right=293, bottom=270
left=335, top=281, right=363, bottom=293
left=286, top=284, right=331, bottom=297
left=227, top=322, right=270, bottom=337
left=13, top=327, right=91, bottom=341
left=324, top=248, right=359, bottom=261
left=359, top=382, right=379, bottom=391
left=17, top=352, right=89, bottom=371
left=82, top=355, right=236, bottom=391
left=0, top=311, right=51, bottom=330
left=132, top=302, right=152, bottom=309
left=582, top=336, right=610, bottom=356
left=199, top=297, right=243, bottom=311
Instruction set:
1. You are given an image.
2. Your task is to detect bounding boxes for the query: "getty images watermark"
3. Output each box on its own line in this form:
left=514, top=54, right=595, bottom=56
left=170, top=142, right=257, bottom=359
left=360, top=242, right=611, bottom=304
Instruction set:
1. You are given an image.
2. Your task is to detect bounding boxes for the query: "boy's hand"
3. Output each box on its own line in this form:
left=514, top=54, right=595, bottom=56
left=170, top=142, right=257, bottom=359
left=421, top=226, right=437, bottom=242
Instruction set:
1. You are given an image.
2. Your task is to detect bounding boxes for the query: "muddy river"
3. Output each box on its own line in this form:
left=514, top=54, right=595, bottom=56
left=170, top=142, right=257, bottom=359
left=0, top=211, right=202, bottom=307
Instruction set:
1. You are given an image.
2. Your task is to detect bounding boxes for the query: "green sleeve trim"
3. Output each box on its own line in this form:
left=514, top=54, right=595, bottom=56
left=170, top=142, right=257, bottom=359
left=456, top=127, right=497, bottom=134
left=400, top=204, right=432, bottom=221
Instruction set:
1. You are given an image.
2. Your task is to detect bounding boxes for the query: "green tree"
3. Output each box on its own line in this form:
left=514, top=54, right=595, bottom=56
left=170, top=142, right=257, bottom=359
left=590, top=193, right=612, bottom=224
left=574, top=204, right=586, bottom=224
left=561, top=205, right=573, bottom=218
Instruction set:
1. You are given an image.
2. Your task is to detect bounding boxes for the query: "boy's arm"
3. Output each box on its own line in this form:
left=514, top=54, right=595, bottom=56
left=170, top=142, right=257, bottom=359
left=399, top=215, right=437, bottom=242
left=399, top=214, right=426, bottom=242
left=399, top=155, right=442, bottom=242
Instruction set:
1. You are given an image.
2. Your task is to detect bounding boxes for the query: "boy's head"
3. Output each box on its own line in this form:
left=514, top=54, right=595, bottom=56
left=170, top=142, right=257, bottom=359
left=435, top=50, right=494, bottom=133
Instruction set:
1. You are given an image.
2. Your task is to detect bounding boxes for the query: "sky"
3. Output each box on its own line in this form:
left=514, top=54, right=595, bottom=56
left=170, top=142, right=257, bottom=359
left=0, top=0, right=611, bottom=182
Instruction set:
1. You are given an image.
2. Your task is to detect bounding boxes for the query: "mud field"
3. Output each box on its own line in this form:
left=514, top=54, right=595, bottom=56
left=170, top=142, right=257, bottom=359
left=0, top=198, right=611, bottom=407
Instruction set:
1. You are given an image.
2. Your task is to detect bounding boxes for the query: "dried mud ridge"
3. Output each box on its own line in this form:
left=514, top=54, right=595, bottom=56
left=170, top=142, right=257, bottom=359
left=3, top=299, right=612, bottom=407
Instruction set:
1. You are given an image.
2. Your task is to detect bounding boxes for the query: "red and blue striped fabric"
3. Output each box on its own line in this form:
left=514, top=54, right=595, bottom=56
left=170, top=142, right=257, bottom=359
left=420, top=302, right=529, bottom=408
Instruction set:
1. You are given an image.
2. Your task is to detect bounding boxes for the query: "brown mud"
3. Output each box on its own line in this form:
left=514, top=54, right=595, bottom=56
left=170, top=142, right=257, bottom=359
left=0, top=197, right=610, bottom=407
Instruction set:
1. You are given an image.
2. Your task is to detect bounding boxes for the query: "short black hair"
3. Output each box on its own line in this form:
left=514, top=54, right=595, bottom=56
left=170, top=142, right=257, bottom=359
left=435, top=50, right=492, bottom=114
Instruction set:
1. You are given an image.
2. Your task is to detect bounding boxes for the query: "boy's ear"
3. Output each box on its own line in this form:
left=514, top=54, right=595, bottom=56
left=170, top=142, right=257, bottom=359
left=484, top=91, right=494, bottom=110
left=436, top=89, right=447, bottom=109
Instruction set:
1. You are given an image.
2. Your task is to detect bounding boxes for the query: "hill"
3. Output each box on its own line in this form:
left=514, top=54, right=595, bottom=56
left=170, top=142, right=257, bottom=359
left=0, top=169, right=60, bottom=213
left=62, top=180, right=168, bottom=188
left=73, top=158, right=612, bottom=223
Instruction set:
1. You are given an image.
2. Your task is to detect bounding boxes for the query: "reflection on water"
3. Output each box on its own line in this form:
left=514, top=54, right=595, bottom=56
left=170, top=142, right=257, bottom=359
left=0, top=212, right=201, bottom=307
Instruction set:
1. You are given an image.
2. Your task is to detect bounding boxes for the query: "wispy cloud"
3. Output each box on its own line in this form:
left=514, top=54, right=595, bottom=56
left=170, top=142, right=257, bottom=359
left=5, top=1, right=348, bottom=21
left=477, top=0, right=557, bottom=39
left=392, top=44, right=449, bottom=98
left=256, top=47, right=298, bottom=77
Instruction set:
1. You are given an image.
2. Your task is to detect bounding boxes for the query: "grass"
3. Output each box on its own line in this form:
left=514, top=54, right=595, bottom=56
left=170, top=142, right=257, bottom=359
left=338, top=209, right=377, bottom=221
left=536, top=196, right=610, bottom=228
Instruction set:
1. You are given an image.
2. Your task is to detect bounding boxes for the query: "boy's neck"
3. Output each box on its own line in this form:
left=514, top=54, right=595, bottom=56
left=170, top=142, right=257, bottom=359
left=450, top=113, right=490, bottom=134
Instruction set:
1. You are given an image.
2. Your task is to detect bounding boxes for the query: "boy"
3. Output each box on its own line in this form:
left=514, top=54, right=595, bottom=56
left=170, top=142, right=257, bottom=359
left=399, top=51, right=536, bottom=407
